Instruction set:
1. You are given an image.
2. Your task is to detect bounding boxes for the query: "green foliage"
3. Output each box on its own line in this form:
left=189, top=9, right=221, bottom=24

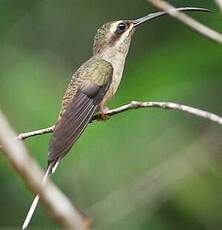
left=0, top=0, right=221, bottom=229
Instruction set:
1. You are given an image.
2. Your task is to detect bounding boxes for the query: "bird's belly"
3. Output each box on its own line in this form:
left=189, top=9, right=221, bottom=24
left=101, top=67, right=123, bottom=105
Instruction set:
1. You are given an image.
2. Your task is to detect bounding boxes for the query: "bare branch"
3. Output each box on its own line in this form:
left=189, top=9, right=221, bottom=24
left=3, top=101, right=220, bottom=146
left=101, top=101, right=222, bottom=125
left=215, top=0, right=222, bottom=12
left=147, top=0, right=222, bottom=44
left=17, top=126, right=55, bottom=140
left=0, top=110, right=89, bottom=229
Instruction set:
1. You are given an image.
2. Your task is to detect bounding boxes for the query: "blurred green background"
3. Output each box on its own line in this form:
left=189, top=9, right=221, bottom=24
left=0, top=0, right=222, bottom=229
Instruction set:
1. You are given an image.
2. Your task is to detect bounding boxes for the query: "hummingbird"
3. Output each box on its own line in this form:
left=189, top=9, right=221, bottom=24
left=22, top=7, right=209, bottom=229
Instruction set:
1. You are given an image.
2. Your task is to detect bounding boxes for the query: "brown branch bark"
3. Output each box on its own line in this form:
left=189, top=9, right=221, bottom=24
left=0, top=110, right=89, bottom=230
left=147, top=0, right=222, bottom=44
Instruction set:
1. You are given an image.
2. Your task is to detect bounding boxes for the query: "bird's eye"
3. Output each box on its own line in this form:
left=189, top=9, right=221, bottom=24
left=116, top=22, right=128, bottom=33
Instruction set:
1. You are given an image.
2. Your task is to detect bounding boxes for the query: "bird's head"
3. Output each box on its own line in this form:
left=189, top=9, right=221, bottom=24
left=93, top=7, right=209, bottom=55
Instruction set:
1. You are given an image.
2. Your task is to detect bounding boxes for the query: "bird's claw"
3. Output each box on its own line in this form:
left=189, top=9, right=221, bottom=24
left=99, top=106, right=110, bottom=121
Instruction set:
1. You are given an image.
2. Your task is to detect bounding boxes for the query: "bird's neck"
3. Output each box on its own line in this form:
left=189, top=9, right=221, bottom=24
left=96, top=46, right=128, bottom=64
left=95, top=47, right=129, bottom=80
left=94, top=47, right=130, bottom=103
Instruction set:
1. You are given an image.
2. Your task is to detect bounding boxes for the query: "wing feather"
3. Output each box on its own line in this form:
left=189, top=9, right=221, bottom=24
left=48, top=91, right=95, bottom=163
left=48, top=70, right=112, bottom=164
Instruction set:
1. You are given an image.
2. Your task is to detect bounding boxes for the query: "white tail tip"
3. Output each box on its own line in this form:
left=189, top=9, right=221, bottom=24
left=22, top=195, right=40, bottom=229
left=22, top=163, right=58, bottom=229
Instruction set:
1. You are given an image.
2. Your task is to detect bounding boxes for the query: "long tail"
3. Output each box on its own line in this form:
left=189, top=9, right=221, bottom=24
left=22, top=161, right=60, bottom=229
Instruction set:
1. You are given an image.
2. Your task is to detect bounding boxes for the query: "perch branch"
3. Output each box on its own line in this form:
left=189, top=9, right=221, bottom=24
left=100, top=101, right=222, bottom=125
left=0, top=110, right=89, bottom=230
left=147, top=0, right=222, bottom=44
left=17, top=125, right=55, bottom=140
left=12, top=101, right=222, bottom=143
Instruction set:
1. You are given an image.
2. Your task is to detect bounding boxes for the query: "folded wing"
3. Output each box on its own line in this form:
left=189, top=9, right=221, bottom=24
left=48, top=60, right=113, bottom=165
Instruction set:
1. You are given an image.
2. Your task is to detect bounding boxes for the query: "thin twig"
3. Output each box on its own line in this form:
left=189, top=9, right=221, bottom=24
left=101, top=101, right=222, bottom=125
left=0, top=110, right=89, bottom=229
left=17, top=125, right=55, bottom=140
left=147, top=0, right=222, bottom=44
left=11, top=101, right=222, bottom=143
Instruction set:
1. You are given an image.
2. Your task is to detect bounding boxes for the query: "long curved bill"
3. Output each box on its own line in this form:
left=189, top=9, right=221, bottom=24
left=133, top=7, right=210, bottom=27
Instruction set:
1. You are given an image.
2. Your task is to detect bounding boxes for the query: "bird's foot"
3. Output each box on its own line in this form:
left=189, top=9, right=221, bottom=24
left=99, top=106, right=110, bottom=121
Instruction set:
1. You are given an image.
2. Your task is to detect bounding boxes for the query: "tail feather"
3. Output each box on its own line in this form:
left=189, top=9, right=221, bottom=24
left=22, top=162, right=59, bottom=229
left=22, top=195, right=40, bottom=230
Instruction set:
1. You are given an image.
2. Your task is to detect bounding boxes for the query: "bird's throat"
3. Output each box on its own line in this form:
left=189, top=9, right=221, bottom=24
left=96, top=47, right=129, bottom=104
